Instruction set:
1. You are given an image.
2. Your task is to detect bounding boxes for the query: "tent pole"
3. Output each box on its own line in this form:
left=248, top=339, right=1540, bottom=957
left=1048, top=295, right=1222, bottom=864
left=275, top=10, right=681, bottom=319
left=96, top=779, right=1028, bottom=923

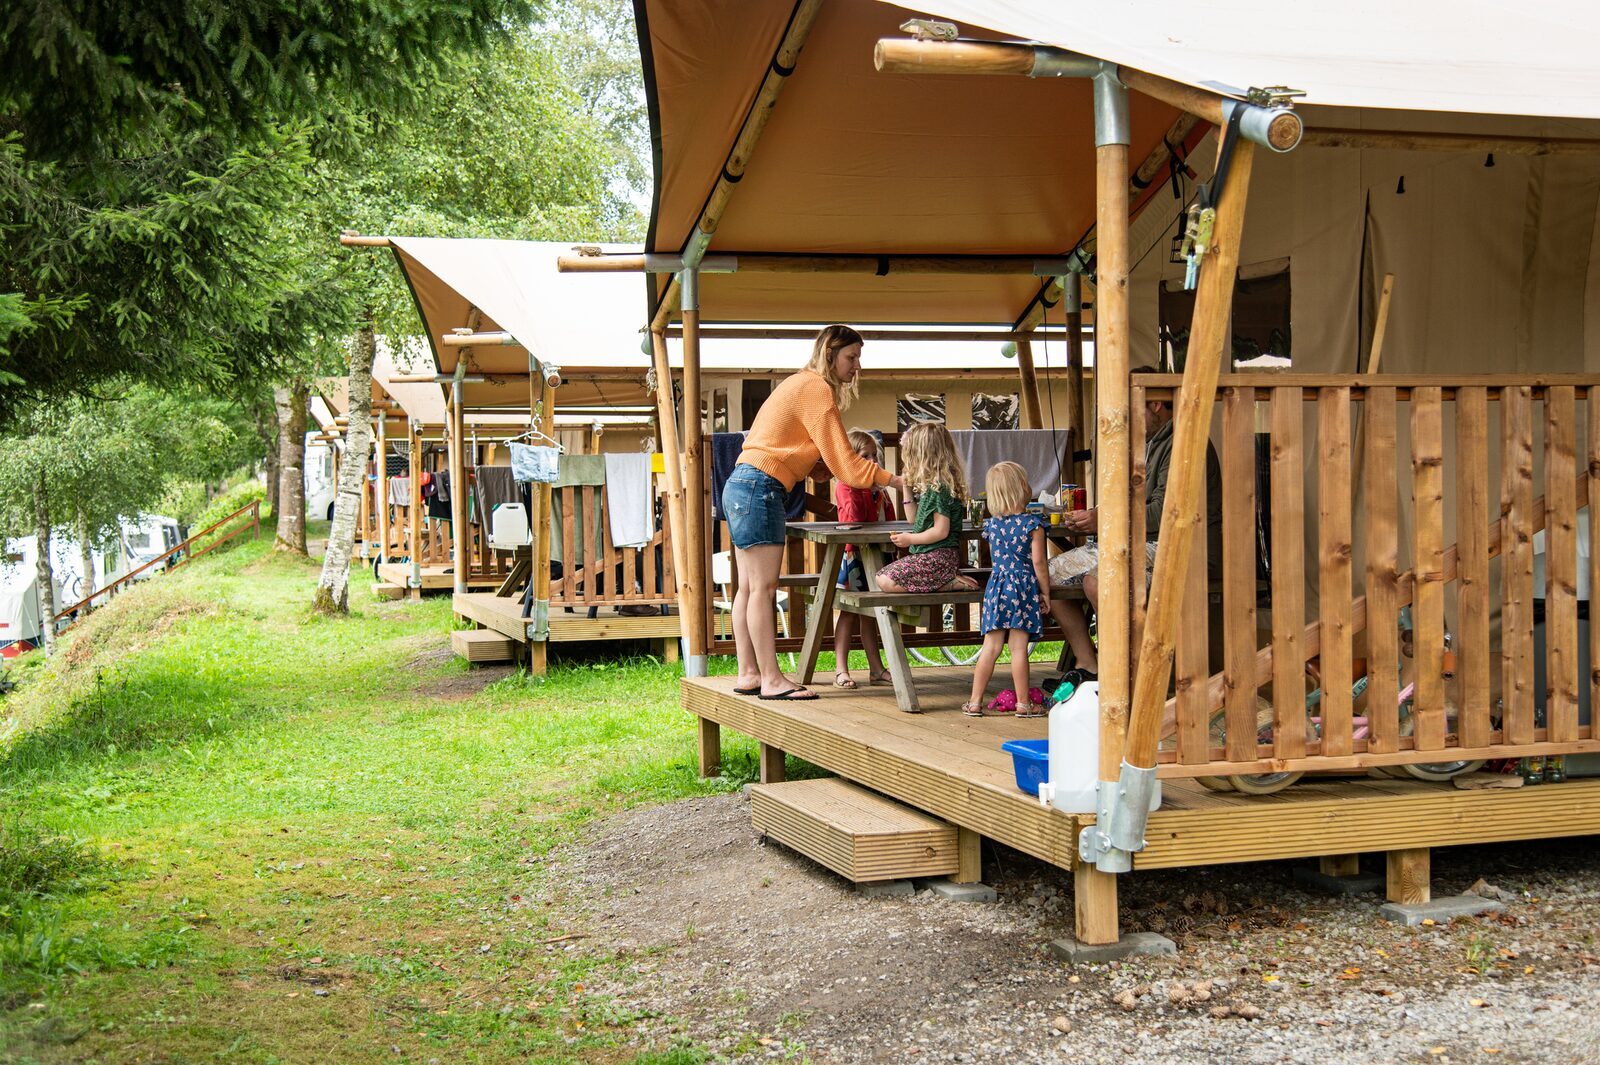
left=651, top=0, right=825, bottom=330
left=1121, top=142, right=1260, bottom=863
left=1064, top=273, right=1088, bottom=487
left=681, top=268, right=709, bottom=677
left=375, top=407, right=389, bottom=571
left=1014, top=339, right=1043, bottom=429
left=650, top=328, right=692, bottom=662
left=448, top=379, right=468, bottom=597
left=530, top=375, right=555, bottom=676
left=1081, top=70, right=1134, bottom=892
left=408, top=418, right=423, bottom=598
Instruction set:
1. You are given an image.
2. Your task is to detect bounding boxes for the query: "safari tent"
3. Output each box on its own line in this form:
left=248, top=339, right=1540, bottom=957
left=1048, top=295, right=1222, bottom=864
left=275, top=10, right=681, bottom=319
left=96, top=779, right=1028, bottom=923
left=558, top=0, right=1600, bottom=955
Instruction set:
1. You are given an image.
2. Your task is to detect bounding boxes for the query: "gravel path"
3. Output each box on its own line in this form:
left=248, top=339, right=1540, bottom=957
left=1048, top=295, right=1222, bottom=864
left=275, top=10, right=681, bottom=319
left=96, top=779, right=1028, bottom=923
left=544, top=794, right=1600, bottom=1064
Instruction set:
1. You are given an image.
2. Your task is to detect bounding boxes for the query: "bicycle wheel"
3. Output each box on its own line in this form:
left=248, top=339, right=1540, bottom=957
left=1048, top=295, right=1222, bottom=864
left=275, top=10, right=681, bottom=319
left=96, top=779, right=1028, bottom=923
left=1396, top=699, right=1485, bottom=781
left=1196, top=679, right=1313, bottom=796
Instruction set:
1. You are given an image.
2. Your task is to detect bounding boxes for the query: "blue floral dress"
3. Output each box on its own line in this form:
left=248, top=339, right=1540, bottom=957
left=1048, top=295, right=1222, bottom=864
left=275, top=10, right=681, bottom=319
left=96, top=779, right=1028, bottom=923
left=980, top=512, right=1045, bottom=638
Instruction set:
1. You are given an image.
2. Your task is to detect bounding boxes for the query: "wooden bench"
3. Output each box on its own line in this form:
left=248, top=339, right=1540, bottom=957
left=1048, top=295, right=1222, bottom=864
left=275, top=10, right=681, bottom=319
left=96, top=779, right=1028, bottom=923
left=834, top=585, right=1086, bottom=624
left=749, top=778, right=973, bottom=884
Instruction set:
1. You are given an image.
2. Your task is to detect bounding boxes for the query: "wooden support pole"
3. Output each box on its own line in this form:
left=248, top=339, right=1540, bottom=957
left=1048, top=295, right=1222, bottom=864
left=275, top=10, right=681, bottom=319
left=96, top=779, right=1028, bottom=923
left=531, top=376, right=556, bottom=676
left=1320, top=854, right=1361, bottom=878
left=1014, top=338, right=1043, bottom=429
left=357, top=434, right=372, bottom=554
left=1386, top=848, right=1431, bottom=906
left=375, top=409, right=389, bottom=566
left=1064, top=280, right=1088, bottom=487
left=1094, top=138, right=1133, bottom=783
left=682, top=287, right=709, bottom=674
left=651, top=0, right=823, bottom=330
left=759, top=743, right=786, bottom=784
left=449, top=387, right=469, bottom=595
left=1074, top=857, right=1119, bottom=946
left=955, top=827, right=983, bottom=885
left=650, top=330, right=692, bottom=627
left=1125, top=139, right=1258, bottom=771
left=697, top=717, right=721, bottom=778
left=408, top=419, right=423, bottom=598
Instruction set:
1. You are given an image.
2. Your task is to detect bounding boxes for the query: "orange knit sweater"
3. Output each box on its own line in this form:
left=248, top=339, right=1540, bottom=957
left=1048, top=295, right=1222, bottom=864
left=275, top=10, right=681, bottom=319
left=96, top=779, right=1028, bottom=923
left=737, top=371, right=891, bottom=492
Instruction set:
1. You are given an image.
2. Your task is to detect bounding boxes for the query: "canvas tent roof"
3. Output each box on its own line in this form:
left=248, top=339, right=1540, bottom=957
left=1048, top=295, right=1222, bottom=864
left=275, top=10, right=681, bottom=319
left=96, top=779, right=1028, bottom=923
left=635, top=0, right=1600, bottom=328
left=386, top=236, right=1068, bottom=410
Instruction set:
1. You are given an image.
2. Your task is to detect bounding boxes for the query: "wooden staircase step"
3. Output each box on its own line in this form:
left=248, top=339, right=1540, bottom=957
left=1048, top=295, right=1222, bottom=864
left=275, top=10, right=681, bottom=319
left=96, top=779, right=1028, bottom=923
left=749, top=777, right=959, bottom=883
left=451, top=628, right=515, bottom=663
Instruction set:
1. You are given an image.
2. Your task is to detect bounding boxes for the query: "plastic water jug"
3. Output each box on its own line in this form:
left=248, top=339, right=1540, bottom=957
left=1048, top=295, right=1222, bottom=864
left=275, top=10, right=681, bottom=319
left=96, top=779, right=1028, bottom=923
left=1035, top=682, right=1161, bottom=814
left=489, top=502, right=532, bottom=549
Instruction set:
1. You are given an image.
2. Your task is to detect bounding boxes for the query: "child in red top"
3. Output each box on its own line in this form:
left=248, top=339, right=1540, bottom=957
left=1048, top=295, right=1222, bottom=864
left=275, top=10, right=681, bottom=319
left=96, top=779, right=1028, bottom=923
left=833, top=430, right=894, bottom=689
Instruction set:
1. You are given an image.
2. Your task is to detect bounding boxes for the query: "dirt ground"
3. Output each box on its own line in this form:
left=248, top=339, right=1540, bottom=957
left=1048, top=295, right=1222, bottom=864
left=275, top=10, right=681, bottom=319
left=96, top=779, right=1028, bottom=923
left=546, top=793, right=1600, bottom=1065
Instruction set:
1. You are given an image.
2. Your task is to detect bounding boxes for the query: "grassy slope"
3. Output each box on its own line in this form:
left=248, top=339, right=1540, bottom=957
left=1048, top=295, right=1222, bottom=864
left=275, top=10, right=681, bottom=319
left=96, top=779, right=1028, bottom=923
left=0, top=528, right=771, bottom=1065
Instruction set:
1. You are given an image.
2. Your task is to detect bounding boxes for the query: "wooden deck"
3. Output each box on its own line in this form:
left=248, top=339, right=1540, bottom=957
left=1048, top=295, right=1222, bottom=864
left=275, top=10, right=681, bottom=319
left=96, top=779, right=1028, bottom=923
left=683, top=668, right=1600, bottom=873
left=454, top=590, right=681, bottom=645
left=376, top=563, right=500, bottom=591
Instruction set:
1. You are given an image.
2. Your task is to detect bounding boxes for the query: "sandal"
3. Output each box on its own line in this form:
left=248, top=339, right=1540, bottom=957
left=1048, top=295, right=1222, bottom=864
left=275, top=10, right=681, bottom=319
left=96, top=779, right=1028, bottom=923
left=868, top=670, right=892, bottom=686
left=734, top=684, right=760, bottom=696
left=833, top=672, right=858, bottom=690
left=758, top=686, right=820, bottom=701
left=963, top=700, right=1012, bottom=718
left=1016, top=703, right=1047, bottom=719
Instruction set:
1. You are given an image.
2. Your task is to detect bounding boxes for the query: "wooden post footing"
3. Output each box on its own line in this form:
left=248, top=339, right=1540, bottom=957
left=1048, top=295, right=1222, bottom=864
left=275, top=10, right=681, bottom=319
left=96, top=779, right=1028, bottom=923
left=1073, top=857, right=1120, bottom=946
left=955, top=827, right=983, bottom=884
left=697, top=717, right=722, bottom=778
left=759, top=743, right=786, bottom=783
left=1320, top=854, right=1361, bottom=879
left=1386, top=847, right=1431, bottom=905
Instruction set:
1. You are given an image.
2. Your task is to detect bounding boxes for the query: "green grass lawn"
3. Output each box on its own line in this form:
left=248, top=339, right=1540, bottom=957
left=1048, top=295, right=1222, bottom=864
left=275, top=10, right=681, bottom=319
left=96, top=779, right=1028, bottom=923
left=0, top=525, right=1061, bottom=1064
left=0, top=527, right=764, bottom=1064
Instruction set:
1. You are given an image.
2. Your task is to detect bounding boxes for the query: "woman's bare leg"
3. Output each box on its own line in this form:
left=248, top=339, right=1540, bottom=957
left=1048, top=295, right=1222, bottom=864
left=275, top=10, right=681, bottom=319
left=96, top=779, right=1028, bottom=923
left=733, top=542, right=802, bottom=695
left=1048, top=599, right=1099, bottom=673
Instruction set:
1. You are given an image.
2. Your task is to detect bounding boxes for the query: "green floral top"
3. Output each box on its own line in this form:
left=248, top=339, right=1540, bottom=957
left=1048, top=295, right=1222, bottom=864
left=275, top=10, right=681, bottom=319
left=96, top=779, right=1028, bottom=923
left=909, top=484, right=963, bottom=554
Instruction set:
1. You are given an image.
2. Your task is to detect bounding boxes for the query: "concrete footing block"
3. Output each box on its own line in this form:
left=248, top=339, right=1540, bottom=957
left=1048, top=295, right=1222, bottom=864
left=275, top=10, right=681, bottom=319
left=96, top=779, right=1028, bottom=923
left=1378, top=894, right=1505, bottom=927
left=1047, top=931, right=1177, bottom=964
left=1293, top=866, right=1382, bottom=896
left=856, top=879, right=916, bottom=898
left=913, top=878, right=998, bottom=903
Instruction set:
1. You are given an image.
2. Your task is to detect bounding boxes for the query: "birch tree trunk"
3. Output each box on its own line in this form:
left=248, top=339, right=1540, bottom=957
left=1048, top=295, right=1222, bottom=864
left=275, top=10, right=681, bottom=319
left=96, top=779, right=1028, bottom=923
left=313, top=325, right=377, bottom=613
left=78, top=509, right=97, bottom=610
left=33, top=470, right=56, bottom=656
left=274, top=380, right=310, bottom=555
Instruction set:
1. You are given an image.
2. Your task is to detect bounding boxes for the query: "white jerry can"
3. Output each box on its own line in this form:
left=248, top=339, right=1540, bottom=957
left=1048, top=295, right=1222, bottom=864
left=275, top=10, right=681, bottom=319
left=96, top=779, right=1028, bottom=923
left=489, top=502, right=532, bottom=549
left=1036, top=681, right=1161, bottom=814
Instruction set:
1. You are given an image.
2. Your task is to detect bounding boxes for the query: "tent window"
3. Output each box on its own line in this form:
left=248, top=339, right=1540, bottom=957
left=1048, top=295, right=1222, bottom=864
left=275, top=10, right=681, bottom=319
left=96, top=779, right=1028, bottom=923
left=711, top=388, right=729, bottom=434
left=741, top=379, right=772, bottom=428
left=1159, top=262, right=1291, bottom=371
left=897, top=393, right=946, bottom=433
left=971, top=393, right=1020, bottom=430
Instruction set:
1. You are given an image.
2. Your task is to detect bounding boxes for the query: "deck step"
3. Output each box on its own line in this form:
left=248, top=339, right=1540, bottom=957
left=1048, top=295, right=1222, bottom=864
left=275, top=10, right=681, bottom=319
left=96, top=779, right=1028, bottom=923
left=374, top=583, right=406, bottom=600
left=750, top=778, right=959, bottom=883
left=451, top=628, right=515, bottom=663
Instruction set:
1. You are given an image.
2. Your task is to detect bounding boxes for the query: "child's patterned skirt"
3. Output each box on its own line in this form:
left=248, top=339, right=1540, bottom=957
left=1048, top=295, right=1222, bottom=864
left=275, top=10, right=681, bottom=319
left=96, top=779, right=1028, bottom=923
left=875, top=547, right=961, bottom=594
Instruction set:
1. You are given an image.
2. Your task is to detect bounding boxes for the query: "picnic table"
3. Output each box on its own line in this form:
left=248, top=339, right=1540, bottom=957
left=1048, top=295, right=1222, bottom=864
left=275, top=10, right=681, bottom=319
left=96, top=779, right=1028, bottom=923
left=787, top=520, right=1083, bottom=713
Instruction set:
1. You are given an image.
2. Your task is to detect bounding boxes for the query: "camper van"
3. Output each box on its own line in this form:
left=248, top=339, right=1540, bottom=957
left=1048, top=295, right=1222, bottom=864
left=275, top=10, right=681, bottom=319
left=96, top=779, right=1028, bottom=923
left=305, top=435, right=338, bottom=521
left=0, top=535, right=81, bottom=657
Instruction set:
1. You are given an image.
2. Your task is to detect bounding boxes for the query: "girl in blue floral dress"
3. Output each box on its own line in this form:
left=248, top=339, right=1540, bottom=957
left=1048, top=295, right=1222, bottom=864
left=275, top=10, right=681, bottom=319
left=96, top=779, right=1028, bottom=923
left=963, top=462, right=1051, bottom=718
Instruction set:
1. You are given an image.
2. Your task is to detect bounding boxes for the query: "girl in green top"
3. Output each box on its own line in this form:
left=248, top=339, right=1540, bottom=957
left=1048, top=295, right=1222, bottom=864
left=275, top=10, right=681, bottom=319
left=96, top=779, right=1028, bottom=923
left=876, top=422, right=975, bottom=594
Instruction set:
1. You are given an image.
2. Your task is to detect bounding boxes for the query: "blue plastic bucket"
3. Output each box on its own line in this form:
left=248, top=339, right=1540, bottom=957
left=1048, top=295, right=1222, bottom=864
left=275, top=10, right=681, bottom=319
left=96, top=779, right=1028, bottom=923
left=1000, top=738, right=1049, bottom=797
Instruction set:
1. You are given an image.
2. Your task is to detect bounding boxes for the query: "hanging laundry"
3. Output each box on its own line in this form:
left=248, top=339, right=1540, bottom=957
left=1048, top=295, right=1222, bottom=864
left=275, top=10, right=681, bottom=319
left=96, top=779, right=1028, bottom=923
left=509, top=442, right=561, bottom=484
left=473, top=466, right=521, bottom=529
left=603, top=453, right=653, bottom=549
left=710, top=431, right=807, bottom=520
left=388, top=477, right=411, bottom=507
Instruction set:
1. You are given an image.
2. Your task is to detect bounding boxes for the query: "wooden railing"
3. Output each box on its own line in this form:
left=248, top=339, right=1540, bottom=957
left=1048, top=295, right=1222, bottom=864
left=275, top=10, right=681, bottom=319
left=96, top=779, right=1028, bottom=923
left=1134, top=373, right=1600, bottom=777
left=53, top=500, right=262, bottom=624
left=550, top=484, right=677, bottom=608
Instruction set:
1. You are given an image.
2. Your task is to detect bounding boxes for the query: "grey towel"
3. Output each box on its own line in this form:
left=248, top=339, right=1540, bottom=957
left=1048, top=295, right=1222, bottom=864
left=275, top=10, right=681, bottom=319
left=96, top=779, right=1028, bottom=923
left=951, top=429, right=1072, bottom=500
left=474, top=466, right=520, bottom=529
left=603, top=453, right=653, bottom=549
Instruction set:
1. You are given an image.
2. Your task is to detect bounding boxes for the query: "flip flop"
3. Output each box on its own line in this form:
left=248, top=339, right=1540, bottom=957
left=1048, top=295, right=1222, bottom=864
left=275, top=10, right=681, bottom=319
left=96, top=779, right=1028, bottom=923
left=758, top=687, right=819, bottom=701
left=733, top=684, right=760, bottom=695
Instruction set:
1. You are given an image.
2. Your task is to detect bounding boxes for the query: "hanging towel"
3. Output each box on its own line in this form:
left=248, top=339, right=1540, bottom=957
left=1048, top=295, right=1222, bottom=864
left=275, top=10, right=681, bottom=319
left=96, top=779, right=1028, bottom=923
left=710, top=431, right=807, bottom=520
left=604, top=452, right=653, bottom=549
left=388, top=477, right=411, bottom=506
left=951, top=429, right=1072, bottom=500
left=433, top=470, right=451, bottom=504
left=509, top=443, right=560, bottom=484
left=474, top=466, right=521, bottom=529
left=554, top=453, right=606, bottom=487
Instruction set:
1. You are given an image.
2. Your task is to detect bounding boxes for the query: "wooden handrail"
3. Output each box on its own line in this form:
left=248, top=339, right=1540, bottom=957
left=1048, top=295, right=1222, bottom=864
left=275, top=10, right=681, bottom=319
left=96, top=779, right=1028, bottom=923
left=53, top=500, right=261, bottom=622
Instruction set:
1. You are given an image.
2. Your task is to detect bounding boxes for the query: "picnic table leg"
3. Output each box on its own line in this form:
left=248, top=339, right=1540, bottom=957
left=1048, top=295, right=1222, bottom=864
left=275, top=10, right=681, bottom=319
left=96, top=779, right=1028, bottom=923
left=796, top=541, right=844, bottom=686
left=859, top=547, right=921, bottom=713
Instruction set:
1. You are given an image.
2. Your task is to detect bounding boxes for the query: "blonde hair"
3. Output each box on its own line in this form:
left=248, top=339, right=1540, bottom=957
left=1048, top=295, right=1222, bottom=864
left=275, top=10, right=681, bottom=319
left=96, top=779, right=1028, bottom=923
left=900, top=422, right=969, bottom=504
left=985, top=461, right=1031, bottom=517
left=803, top=324, right=864, bottom=410
left=845, top=428, right=881, bottom=463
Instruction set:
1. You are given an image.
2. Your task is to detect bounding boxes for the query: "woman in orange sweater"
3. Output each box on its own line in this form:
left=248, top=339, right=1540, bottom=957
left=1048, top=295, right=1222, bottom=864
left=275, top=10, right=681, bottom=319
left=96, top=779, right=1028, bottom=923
left=725, top=325, right=903, bottom=700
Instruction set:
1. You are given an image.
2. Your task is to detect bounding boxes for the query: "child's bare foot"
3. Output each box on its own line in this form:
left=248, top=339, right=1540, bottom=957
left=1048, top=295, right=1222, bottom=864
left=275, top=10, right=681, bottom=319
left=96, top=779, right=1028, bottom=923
left=945, top=574, right=979, bottom=591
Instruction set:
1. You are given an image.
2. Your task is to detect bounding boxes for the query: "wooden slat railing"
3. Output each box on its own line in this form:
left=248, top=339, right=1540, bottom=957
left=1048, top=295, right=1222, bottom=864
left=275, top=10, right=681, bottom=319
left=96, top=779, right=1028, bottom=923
left=53, top=500, right=262, bottom=625
left=1137, top=374, right=1600, bottom=777
left=548, top=483, right=676, bottom=608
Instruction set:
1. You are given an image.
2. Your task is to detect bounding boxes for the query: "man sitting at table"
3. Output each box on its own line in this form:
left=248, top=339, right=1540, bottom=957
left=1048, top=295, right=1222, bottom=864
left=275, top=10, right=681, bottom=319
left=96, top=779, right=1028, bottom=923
left=1047, top=367, right=1223, bottom=680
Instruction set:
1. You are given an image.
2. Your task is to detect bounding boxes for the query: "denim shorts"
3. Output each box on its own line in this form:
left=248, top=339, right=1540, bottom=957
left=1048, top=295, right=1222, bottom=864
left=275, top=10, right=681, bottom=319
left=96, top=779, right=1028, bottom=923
left=723, top=464, right=789, bottom=548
